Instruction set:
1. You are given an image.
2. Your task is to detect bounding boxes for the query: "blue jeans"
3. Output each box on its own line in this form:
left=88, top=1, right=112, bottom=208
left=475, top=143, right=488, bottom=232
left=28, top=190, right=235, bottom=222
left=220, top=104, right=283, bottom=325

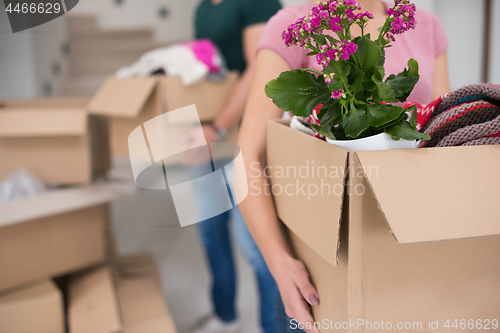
left=192, top=160, right=278, bottom=333
left=275, top=293, right=306, bottom=333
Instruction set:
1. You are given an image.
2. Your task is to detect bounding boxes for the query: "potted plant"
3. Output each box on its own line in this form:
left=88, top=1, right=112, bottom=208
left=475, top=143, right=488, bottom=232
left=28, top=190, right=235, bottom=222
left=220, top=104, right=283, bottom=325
left=265, top=0, right=430, bottom=151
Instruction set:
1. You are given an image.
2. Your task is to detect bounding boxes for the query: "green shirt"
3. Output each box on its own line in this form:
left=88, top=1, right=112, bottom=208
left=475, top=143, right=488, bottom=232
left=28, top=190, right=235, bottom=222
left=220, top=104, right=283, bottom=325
left=195, top=0, right=282, bottom=73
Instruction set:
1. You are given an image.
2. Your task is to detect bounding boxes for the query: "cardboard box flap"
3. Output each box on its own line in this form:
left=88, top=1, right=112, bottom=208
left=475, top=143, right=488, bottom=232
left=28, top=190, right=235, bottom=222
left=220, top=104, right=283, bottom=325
left=355, top=145, right=500, bottom=244
left=0, top=110, right=87, bottom=138
left=0, top=182, right=130, bottom=228
left=69, top=266, right=123, bottom=333
left=267, top=120, right=348, bottom=266
left=88, top=77, right=158, bottom=118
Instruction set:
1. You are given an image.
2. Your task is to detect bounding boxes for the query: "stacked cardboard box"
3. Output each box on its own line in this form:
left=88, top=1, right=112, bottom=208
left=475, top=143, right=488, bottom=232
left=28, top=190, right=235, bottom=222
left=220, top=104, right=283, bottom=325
left=0, top=98, right=110, bottom=185
left=88, top=73, right=240, bottom=163
left=267, top=119, right=500, bottom=332
left=0, top=255, right=177, bottom=333
left=0, top=280, right=65, bottom=333
left=0, top=183, right=124, bottom=292
left=0, top=71, right=239, bottom=332
left=67, top=256, right=177, bottom=333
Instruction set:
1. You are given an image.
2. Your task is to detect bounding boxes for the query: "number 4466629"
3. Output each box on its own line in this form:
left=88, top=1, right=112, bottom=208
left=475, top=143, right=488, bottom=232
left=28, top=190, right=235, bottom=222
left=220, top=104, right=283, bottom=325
left=444, top=319, right=499, bottom=330
left=5, top=2, right=62, bottom=14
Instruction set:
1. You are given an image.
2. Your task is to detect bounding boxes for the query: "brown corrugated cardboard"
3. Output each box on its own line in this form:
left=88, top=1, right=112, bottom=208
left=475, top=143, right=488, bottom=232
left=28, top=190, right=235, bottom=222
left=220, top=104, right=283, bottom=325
left=114, top=255, right=178, bottom=333
left=0, top=183, right=126, bottom=293
left=0, top=279, right=64, bottom=333
left=88, top=73, right=239, bottom=159
left=68, top=266, right=123, bottom=333
left=0, top=103, right=110, bottom=185
left=267, top=119, right=500, bottom=332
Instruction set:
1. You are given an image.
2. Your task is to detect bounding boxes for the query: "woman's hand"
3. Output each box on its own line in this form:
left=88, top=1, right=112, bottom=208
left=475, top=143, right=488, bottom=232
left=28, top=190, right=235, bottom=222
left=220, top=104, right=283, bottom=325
left=181, top=124, right=216, bottom=166
left=274, top=255, right=321, bottom=333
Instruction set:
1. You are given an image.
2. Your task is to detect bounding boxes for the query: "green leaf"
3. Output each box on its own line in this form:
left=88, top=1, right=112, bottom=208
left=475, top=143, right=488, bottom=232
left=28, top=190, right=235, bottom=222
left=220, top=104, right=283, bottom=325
left=342, top=105, right=370, bottom=138
left=325, top=60, right=351, bottom=80
left=328, top=78, right=344, bottom=92
left=406, top=104, right=418, bottom=128
left=366, top=103, right=404, bottom=128
left=405, top=58, right=419, bottom=77
left=320, top=103, right=342, bottom=127
left=374, top=109, right=407, bottom=129
left=348, top=66, right=364, bottom=93
left=311, top=124, right=336, bottom=140
left=374, top=80, right=395, bottom=102
left=374, top=48, right=386, bottom=81
left=325, top=35, right=339, bottom=45
left=385, top=75, right=419, bottom=102
left=385, top=58, right=420, bottom=102
left=306, top=51, right=318, bottom=56
left=265, top=70, right=331, bottom=117
left=384, top=120, right=430, bottom=141
left=351, top=37, right=382, bottom=73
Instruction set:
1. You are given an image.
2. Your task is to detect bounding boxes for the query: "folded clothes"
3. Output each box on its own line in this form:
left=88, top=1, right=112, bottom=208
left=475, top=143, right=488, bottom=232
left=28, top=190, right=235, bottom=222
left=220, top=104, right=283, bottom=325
left=116, top=39, right=227, bottom=86
left=409, top=83, right=500, bottom=148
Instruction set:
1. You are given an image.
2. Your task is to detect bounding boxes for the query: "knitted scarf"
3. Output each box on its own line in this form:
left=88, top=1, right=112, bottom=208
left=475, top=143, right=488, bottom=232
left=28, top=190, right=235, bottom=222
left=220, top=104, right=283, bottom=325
left=410, top=83, right=500, bottom=148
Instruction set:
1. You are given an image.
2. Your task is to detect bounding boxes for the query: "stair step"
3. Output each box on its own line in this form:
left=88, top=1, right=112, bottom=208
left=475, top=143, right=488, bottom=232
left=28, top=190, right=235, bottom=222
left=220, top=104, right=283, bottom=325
left=68, top=54, right=141, bottom=76
left=67, top=15, right=98, bottom=34
left=70, top=27, right=154, bottom=40
left=60, top=75, right=108, bottom=97
left=69, top=40, right=162, bottom=56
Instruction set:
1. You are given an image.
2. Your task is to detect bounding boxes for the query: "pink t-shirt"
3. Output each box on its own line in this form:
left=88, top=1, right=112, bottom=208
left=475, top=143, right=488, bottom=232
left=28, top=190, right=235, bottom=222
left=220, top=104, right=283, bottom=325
left=257, top=2, right=448, bottom=105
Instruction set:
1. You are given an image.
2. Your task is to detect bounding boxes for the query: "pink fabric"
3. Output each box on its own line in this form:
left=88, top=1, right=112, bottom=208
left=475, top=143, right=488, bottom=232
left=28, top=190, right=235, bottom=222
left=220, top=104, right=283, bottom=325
left=257, top=1, right=448, bottom=105
left=185, top=39, right=220, bottom=73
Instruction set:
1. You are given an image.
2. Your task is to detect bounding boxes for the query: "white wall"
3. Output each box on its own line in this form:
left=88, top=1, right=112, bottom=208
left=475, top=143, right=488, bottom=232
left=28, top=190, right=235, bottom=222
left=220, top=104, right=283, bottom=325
left=0, top=5, right=68, bottom=99
left=490, top=0, right=500, bottom=84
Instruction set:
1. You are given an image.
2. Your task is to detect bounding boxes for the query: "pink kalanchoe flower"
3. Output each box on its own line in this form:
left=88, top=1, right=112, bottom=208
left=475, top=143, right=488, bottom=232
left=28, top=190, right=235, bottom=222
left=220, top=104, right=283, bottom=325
left=387, top=2, right=416, bottom=37
left=343, top=0, right=361, bottom=10
left=355, top=11, right=374, bottom=22
left=329, top=16, right=343, bottom=31
left=339, top=40, right=357, bottom=60
left=328, top=1, right=338, bottom=12
left=346, top=9, right=355, bottom=22
left=332, top=89, right=344, bottom=99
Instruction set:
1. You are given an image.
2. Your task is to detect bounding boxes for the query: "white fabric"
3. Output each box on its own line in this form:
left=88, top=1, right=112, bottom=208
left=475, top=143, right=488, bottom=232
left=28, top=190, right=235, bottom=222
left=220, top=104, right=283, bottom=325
left=116, top=45, right=209, bottom=86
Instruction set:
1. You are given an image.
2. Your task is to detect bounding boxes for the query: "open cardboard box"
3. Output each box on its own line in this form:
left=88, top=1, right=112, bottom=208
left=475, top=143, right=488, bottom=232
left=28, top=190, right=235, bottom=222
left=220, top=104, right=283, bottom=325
left=67, top=256, right=177, bottom=333
left=267, top=119, right=500, bottom=332
left=88, top=73, right=239, bottom=163
left=0, top=279, right=64, bottom=333
left=0, top=182, right=126, bottom=293
left=0, top=99, right=110, bottom=185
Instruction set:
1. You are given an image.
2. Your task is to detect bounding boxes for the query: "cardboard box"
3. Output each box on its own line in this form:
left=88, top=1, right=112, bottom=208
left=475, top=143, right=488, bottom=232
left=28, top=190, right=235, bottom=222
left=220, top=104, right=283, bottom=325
left=0, top=279, right=64, bottom=333
left=88, top=73, right=239, bottom=160
left=0, top=100, right=110, bottom=185
left=68, top=266, right=123, bottom=333
left=0, top=183, right=126, bottom=292
left=67, top=256, right=177, bottom=333
left=114, top=255, right=178, bottom=333
left=267, top=119, right=500, bottom=332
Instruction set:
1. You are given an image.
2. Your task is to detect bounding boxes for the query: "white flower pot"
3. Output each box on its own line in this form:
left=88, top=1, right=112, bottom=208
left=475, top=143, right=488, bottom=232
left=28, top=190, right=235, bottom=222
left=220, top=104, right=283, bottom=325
left=326, top=132, right=418, bottom=151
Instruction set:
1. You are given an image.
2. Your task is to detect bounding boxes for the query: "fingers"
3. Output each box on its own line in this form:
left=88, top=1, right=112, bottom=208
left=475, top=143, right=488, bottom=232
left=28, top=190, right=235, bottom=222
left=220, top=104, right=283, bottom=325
left=295, top=269, right=319, bottom=306
left=287, top=288, right=320, bottom=333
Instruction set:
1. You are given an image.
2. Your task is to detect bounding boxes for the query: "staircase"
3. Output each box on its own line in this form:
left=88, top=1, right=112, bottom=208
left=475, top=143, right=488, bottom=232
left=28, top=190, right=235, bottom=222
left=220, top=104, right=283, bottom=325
left=62, top=16, right=162, bottom=96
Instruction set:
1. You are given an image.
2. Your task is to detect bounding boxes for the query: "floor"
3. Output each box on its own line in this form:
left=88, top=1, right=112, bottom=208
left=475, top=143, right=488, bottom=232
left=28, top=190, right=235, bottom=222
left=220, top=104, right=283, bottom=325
left=109, top=157, right=260, bottom=333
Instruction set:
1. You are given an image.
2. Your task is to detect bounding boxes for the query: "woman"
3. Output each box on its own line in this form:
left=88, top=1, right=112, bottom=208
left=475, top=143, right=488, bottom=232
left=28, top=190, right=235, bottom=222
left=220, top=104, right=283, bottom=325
left=190, top=0, right=281, bottom=332
left=237, top=1, right=450, bottom=332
